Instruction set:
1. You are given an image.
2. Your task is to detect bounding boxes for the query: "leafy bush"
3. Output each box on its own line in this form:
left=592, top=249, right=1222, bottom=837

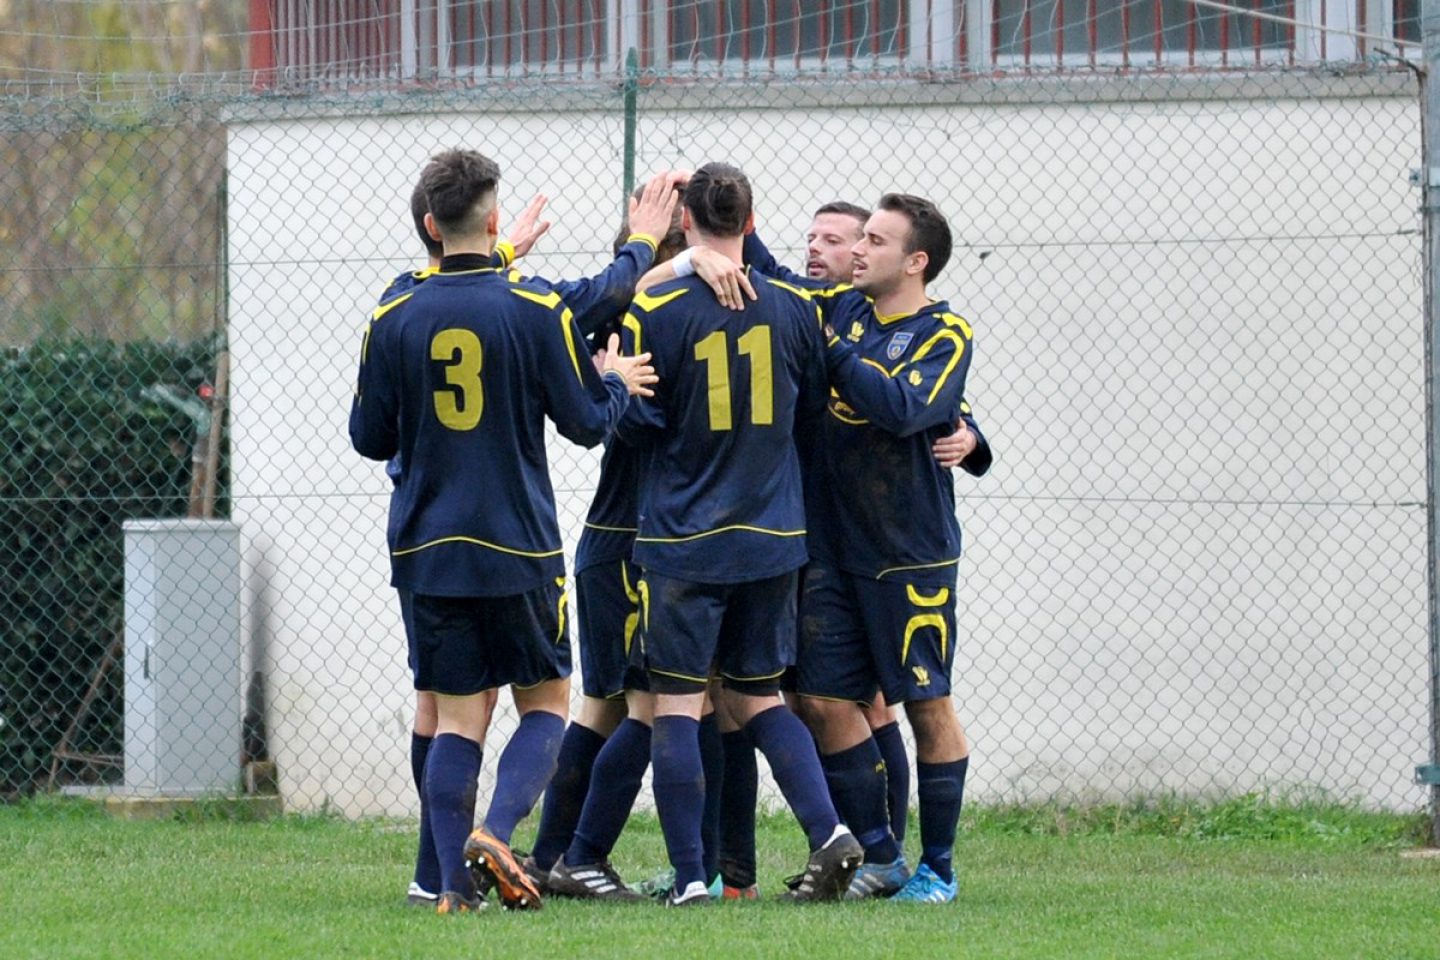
left=0, top=337, right=225, bottom=797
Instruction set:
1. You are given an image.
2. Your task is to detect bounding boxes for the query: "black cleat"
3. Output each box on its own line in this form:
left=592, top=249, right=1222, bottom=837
left=781, top=828, right=864, bottom=902
left=547, top=858, right=646, bottom=902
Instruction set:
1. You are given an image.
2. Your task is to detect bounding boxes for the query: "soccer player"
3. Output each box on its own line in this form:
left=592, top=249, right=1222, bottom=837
left=349, top=148, right=656, bottom=914
left=643, top=200, right=990, bottom=898
left=521, top=182, right=688, bottom=895
left=379, top=171, right=680, bottom=907
left=620, top=162, right=862, bottom=906
left=796, top=193, right=977, bottom=904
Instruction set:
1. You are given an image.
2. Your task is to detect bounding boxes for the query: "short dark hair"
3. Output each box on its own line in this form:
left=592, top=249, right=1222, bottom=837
left=420, top=148, right=501, bottom=238
left=410, top=179, right=443, bottom=259
left=682, top=162, right=752, bottom=238
left=613, top=181, right=687, bottom=263
left=813, top=201, right=870, bottom=226
left=877, top=193, right=952, bottom=283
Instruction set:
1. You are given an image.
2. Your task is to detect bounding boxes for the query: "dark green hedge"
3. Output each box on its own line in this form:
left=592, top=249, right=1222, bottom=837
left=0, top=337, right=226, bottom=797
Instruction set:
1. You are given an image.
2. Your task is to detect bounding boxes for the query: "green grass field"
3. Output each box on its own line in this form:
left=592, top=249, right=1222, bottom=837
left=2, top=797, right=1436, bottom=960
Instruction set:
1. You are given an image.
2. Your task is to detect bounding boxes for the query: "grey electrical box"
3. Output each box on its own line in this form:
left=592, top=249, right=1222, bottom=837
left=123, top=519, right=241, bottom=793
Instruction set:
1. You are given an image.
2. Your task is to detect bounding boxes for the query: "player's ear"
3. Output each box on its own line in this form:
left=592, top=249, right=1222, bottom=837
left=907, top=250, right=929, bottom=279
left=742, top=211, right=755, bottom=235
left=680, top=207, right=692, bottom=232
left=423, top=212, right=441, bottom=242
left=485, top=206, right=500, bottom=238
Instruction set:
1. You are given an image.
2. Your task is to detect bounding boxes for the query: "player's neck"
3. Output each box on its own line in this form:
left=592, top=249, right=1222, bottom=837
left=695, top=234, right=744, bottom=266
left=870, top=283, right=930, bottom=319
left=440, top=234, right=496, bottom=258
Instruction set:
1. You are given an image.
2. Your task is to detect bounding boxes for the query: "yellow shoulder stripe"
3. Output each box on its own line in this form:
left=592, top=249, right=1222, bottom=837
left=622, top=312, right=643, bottom=354
left=765, top=277, right=813, bottom=300
left=937, top=311, right=974, bottom=338
left=632, top=286, right=690, bottom=313
left=910, top=329, right=968, bottom=405
left=558, top=305, right=582, bottom=381
left=510, top=286, right=565, bottom=310
left=371, top=291, right=414, bottom=322
left=811, top=283, right=854, bottom=299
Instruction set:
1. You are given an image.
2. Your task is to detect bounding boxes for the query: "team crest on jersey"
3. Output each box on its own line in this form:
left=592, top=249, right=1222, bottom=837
left=912, top=665, right=931, bottom=686
left=908, top=369, right=923, bottom=387
left=886, top=331, right=914, bottom=359
left=847, top=321, right=865, bottom=342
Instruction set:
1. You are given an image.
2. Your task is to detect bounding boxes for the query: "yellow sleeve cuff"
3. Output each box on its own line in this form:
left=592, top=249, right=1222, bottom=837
left=627, top=233, right=659, bottom=252
left=494, top=240, right=516, bottom=268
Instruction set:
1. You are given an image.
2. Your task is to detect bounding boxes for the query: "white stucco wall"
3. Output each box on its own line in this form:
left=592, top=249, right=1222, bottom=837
left=226, top=77, right=1428, bottom=816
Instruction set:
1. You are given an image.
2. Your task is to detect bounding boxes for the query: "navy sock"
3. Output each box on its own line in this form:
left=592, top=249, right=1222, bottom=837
left=423, top=733, right=482, bottom=897
left=698, top=713, right=723, bottom=884
left=567, top=718, right=651, bottom=865
left=872, top=721, right=910, bottom=845
left=743, top=705, right=839, bottom=851
left=917, top=756, right=968, bottom=883
left=530, top=722, right=607, bottom=870
left=718, top=730, right=758, bottom=888
left=484, top=710, right=565, bottom=844
left=410, top=733, right=440, bottom=894
left=651, top=715, right=706, bottom=890
left=822, top=738, right=900, bottom=864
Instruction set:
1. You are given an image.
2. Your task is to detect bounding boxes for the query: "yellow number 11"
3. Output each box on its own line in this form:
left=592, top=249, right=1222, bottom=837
left=694, top=326, right=773, bottom=431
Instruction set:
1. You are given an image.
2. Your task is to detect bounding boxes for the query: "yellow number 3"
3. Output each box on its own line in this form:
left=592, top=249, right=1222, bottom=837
left=431, top=328, right=483, bottom=430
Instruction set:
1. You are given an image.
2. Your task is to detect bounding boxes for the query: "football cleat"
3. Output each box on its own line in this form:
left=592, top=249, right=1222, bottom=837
left=665, top=881, right=712, bottom=907
left=546, top=858, right=646, bottom=902
left=434, top=890, right=485, bottom=914
left=844, top=856, right=911, bottom=900
left=520, top=855, right=551, bottom=895
left=633, top=865, right=677, bottom=901
left=721, top=883, right=759, bottom=900
left=406, top=882, right=439, bottom=907
left=463, top=827, right=543, bottom=911
left=780, top=827, right=864, bottom=902
left=890, top=863, right=958, bottom=903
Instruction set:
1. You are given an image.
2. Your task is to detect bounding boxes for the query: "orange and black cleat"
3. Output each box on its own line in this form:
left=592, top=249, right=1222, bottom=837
left=464, top=827, right=544, bottom=911
left=434, top=891, right=484, bottom=915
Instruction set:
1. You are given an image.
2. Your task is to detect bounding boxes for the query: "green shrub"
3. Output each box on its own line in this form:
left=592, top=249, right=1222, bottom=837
left=0, top=336, right=225, bottom=797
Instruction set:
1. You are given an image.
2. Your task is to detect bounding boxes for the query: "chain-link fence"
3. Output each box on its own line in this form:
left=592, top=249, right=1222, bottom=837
left=1, top=31, right=1429, bottom=821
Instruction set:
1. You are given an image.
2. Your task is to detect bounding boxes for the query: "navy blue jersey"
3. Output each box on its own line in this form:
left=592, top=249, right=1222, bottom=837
left=350, top=254, right=630, bottom=598
left=743, top=231, right=992, bottom=477
left=532, top=236, right=657, bottom=338
left=807, top=289, right=975, bottom=585
left=619, top=268, right=828, bottom=584
left=575, top=436, right=643, bottom=573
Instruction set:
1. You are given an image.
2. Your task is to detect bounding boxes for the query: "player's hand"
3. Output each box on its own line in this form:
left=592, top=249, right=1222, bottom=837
left=932, top=419, right=977, bottom=468
left=693, top=247, right=757, bottom=311
left=627, top=172, right=680, bottom=243
left=602, top=332, right=658, bottom=397
left=507, top=193, right=552, bottom=259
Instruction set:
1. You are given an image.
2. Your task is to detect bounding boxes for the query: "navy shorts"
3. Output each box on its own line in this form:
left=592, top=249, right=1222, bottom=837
left=796, top=561, right=957, bottom=705
left=639, top=570, right=798, bottom=695
left=575, top=559, right=644, bottom=699
left=399, top=578, right=572, bottom=696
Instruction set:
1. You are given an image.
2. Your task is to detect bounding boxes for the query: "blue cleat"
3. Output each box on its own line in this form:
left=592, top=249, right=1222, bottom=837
left=890, top=863, right=957, bottom=903
left=845, top=856, right=911, bottom=900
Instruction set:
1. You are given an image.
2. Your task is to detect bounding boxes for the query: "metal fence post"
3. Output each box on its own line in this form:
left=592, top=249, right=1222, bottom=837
left=622, top=47, right=639, bottom=212
left=1421, top=0, right=1440, bottom=844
